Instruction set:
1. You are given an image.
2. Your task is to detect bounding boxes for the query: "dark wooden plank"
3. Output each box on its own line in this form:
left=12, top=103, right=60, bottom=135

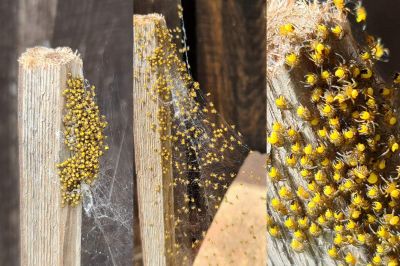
left=362, top=0, right=400, bottom=80
left=0, top=1, right=59, bottom=264
left=17, top=0, right=58, bottom=53
left=134, top=0, right=181, bottom=29
left=195, top=0, right=266, bottom=152
left=52, top=1, right=133, bottom=265
left=0, top=1, right=18, bottom=265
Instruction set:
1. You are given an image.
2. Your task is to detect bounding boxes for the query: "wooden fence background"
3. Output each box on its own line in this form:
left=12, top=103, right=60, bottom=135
left=0, top=1, right=133, bottom=265
left=2, top=0, right=399, bottom=265
left=135, top=0, right=266, bottom=152
left=0, top=2, right=18, bottom=265
left=362, top=0, right=400, bottom=80
left=134, top=0, right=266, bottom=264
left=133, top=0, right=400, bottom=265
left=194, top=0, right=266, bottom=152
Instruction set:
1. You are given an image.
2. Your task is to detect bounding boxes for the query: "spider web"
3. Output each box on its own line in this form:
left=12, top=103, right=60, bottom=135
left=134, top=13, right=251, bottom=264
left=74, top=77, right=133, bottom=266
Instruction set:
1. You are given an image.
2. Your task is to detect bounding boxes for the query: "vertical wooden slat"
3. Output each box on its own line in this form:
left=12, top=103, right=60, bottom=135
left=195, top=0, right=266, bottom=152
left=361, top=0, right=400, bottom=80
left=17, top=0, right=58, bottom=54
left=0, top=1, right=132, bottom=264
left=51, top=1, right=134, bottom=264
left=193, top=152, right=267, bottom=265
left=133, top=3, right=180, bottom=264
left=18, top=46, right=82, bottom=266
left=0, top=1, right=19, bottom=265
left=266, top=1, right=371, bottom=264
left=134, top=0, right=181, bottom=29
left=0, top=0, right=59, bottom=264
left=134, top=14, right=175, bottom=266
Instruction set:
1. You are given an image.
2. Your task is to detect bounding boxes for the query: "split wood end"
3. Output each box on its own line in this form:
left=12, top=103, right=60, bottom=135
left=18, top=46, right=82, bottom=69
left=134, top=13, right=166, bottom=27
left=18, top=45, right=83, bottom=265
left=267, top=0, right=346, bottom=77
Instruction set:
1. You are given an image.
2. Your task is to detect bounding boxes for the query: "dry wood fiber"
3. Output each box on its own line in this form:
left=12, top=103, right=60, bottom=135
left=18, top=47, right=82, bottom=266
left=134, top=14, right=176, bottom=266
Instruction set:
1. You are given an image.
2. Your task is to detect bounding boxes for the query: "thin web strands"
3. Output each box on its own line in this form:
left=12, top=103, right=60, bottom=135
left=136, top=17, right=250, bottom=263
left=72, top=78, right=133, bottom=265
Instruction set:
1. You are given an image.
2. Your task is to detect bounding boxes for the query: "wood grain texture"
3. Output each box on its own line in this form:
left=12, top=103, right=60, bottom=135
left=266, top=2, right=370, bottom=265
left=18, top=47, right=82, bottom=266
left=134, top=14, right=175, bottom=266
left=0, top=0, right=133, bottom=265
left=17, top=0, right=58, bottom=54
left=195, top=0, right=266, bottom=152
left=52, top=1, right=134, bottom=265
left=134, top=0, right=181, bottom=29
left=0, top=1, right=19, bottom=265
left=194, top=152, right=267, bottom=266
left=133, top=3, right=182, bottom=265
left=0, top=1, right=60, bottom=264
left=267, top=65, right=338, bottom=266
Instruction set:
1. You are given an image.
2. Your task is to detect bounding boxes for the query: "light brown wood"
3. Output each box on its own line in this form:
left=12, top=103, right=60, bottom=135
left=18, top=47, right=82, bottom=266
left=193, top=151, right=267, bottom=266
left=267, top=67, right=337, bottom=266
left=134, top=14, right=175, bottom=266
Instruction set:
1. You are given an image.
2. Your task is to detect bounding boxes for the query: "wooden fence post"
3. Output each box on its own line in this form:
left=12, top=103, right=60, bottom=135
left=18, top=47, right=82, bottom=266
left=195, top=0, right=266, bottom=152
left=134, top=14, right=175, bottom=266
left=266, top=1, right=372, bottom=264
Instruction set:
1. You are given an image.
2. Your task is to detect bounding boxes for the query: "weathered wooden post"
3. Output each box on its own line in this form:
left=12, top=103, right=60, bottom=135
left=267, top=1, right=374, bottom=265
left=134, top=14, right=176, bottom=266
left=18, top=47, right=82, bottom=266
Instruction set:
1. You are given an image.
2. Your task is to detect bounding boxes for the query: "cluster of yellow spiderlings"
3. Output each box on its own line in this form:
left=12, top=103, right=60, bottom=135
left=136, top=15, right=248, bottom=262
left=57, top=74, right=108, bottom=206
left=268, top=1, right=400, bottom=265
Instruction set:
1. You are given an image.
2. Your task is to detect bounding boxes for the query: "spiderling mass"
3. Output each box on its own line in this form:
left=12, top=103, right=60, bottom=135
left=268, top=1, right=400, bottom=265
left=57, top=74, right=108, bottom=207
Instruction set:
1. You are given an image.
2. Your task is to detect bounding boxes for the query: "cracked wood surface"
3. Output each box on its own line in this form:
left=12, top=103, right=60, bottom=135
left=18, top=47, right=82, bottom=266
left=134, top=14, right=176, bottom=266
